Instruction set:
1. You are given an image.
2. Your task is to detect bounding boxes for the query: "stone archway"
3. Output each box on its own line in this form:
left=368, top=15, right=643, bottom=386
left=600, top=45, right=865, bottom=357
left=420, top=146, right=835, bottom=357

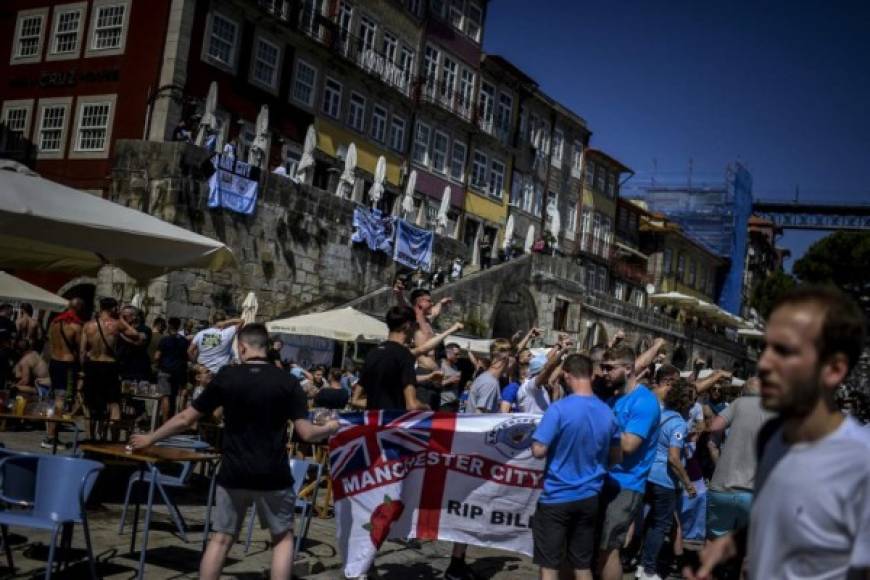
left=57, top=277, right=97, bottom=321
left=490, top=286, right=537, bottom=340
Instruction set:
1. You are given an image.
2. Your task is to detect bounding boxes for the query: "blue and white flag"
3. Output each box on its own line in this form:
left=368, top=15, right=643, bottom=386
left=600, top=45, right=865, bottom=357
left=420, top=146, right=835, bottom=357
left=208, top=154, right=260, bottom=215
left=352, top=208, right=394, bottom=254
left=394, top=219, right=434, bottom=272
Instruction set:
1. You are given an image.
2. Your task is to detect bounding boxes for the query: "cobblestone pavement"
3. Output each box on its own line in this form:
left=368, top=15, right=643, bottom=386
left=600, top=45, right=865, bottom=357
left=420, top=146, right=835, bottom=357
left=0, top=424, right=690, bottom=579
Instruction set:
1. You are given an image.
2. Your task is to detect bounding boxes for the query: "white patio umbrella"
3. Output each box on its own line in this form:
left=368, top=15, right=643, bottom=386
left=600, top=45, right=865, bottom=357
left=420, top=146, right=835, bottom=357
left=267, top=307, right=387, bottom=342
left=241, top=291, right=259, bottom=324
left=435, top=186, right=451, bottom=234
left=130, top=292, right=144, bottom=309
left=524, top=225, right=536, bottom=253
left=336, top=142, right=357, bottom=198
left=0, top=271, right=67, bottom=312
left=196, top=81, right=218, bottom=147
left=415, top=199, right=428, bottom=227
left=368, top=155, right=387, bottom=207
left=547, top=200, right=561, bottom=240
left=295, top=124, right=317, bottom=184
left=502, top=214, right=515, bottom=252
left=0, top=171, right=235, bottom=280
left=248, top=105, right=270, bottom=167
left=399, top=170, right=417, bottom=218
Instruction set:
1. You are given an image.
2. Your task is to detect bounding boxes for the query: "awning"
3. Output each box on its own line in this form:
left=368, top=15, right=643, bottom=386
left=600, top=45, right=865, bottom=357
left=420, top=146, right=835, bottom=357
left=0, top=271, right=67, bottom=311
left=650, top=292, right=699, bottom=306
left=267, top=307, right=388, bottom=342
left=613, top=241, right=649, bottom=261
left=0, top=170, right=235, bottom=280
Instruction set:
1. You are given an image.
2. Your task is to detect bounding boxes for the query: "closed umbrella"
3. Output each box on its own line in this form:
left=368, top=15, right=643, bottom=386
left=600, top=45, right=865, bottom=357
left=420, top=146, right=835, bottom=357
left=295, top=124, right=317, bottom=184
left=130, top=292, right=144, bottom=309
left=368, top=155, right=387, bottom=207
left=524, top=225, right=536, bottom=253
left=248, top=105, right=270, bottom=167
left=435, top=186, right=451, bottom=234
left=471, top=223, right=483, bottom=266
left=415, top=199, right=428, bottom=227
left=502, top=214, right=515, bottom=252
left=241, top=291, right=259, bottom=324
left=196, top=81, right=218, bottom=147
left=337, top=142, right=357, bottom=198
left=547, top=199, right=561, bottom=240
left=0, top=170, right=234, bottom=280
left=399, top=170, right=417, bottom=219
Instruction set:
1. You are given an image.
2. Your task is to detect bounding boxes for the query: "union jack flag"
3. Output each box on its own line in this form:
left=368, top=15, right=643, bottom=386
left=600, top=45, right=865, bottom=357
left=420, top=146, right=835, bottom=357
left=329, top=411, right=434, bottom=479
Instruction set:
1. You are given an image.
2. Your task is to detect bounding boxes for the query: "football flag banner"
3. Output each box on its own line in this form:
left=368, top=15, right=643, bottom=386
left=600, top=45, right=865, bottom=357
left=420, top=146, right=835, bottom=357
left=393, top=219, right=434, bottom=272
left=207, top=154, right=261, bottom=215
left=330, top=411, right=544, bottom=578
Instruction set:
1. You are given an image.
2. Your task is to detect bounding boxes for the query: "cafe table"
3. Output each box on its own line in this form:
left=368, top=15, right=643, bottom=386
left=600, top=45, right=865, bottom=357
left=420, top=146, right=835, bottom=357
left=78, top=442, right=221, bottom=580
left=0, top=413, right=80, bottom=454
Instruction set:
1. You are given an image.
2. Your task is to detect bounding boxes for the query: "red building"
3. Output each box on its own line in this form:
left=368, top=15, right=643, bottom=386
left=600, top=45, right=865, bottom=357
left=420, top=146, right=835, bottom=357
left=1, top=0, right=175, bottom=192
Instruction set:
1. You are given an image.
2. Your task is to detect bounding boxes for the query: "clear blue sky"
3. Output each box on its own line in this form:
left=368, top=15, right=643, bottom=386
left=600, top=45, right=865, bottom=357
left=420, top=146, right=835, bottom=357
left=483, top=0, right=870, bottom=269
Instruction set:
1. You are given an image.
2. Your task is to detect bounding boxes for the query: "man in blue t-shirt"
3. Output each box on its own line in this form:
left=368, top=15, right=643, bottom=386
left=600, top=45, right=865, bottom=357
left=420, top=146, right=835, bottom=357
left=640, top=378, right=697, bottom=580
left=597, top=345, right=661, bottom=580
left=532, top=354, right=622, bottom=580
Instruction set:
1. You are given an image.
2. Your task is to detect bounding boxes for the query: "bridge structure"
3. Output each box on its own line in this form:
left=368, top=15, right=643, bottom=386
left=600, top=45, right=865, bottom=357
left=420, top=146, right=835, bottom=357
left=752, top=199, right=870, bottom=230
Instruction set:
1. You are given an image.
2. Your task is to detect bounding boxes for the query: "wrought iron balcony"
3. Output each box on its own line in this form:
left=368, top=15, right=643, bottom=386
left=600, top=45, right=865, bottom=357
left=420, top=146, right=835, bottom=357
left=417, top=76, right=474, bottom=121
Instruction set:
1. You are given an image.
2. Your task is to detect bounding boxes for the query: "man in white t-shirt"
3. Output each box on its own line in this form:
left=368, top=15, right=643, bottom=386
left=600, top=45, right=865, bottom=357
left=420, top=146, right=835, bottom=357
left=187, top=313, right=244, bottom=374
left=515, top=346, right=565, bottom=415
left=686, top=285, right=870, bottom=580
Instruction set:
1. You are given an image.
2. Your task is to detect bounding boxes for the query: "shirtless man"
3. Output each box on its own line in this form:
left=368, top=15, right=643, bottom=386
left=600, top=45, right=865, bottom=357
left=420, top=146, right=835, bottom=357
left=47, top=298, right=86, bottom=444
left=401, top=287, right=454, bottom=409
left=16, top=303, right=42, bottom=343
left=14, top=338, right=59, bottom=448
left=81, top=297, right=140, bottom=440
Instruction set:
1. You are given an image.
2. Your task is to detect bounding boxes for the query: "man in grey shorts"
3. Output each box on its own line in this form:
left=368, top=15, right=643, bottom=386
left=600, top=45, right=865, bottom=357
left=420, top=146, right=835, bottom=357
left=132, top=323, right=339, bottom=580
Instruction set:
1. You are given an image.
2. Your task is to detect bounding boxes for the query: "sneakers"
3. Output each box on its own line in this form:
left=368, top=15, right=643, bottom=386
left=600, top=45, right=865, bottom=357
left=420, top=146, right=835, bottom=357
left=638, top=570, right=663, bottom=580
left=40, top=437, right=59, bottom=449
left=444, top=560, right=482, bottom=580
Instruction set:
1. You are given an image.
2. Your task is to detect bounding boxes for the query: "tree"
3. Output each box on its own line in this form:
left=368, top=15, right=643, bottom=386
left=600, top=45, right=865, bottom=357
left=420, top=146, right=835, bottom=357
left=750, top=270, right=796, bottom=318
left=792, top=231, right=870, bottom=312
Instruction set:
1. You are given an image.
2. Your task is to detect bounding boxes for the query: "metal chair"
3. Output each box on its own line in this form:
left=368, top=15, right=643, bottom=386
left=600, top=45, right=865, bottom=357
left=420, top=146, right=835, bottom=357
left=0, top=455, right=103, bottom=579
left=0, top=448, right=37, bottom=569
left=243, top=458, right=324, bottom=557
left=119, top=460, right=193, bottom=541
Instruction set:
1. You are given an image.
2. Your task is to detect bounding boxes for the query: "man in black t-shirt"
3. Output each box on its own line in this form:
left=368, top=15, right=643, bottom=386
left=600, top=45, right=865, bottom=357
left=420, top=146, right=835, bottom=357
left=154, top=317, right=190, bottom=421
left=132, top=323, right=339, bottom=580
left=117, top=306, right=151, bottom=382
left=356, top=305, right=428, bottom=411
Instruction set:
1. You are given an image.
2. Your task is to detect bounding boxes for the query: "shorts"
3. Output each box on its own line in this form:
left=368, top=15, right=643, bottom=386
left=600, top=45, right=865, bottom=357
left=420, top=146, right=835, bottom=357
left=49, top=359, right=79, bottom=396
left=706, top=490, right=752, bottom=539
left=533, top=495, right=599, bottom=570
left=157, top=370, right=186, bottom=397
left=212, top=485, right=296, bottom=538
left=83, top=360, right=121, bottom=419
left=599, top=481, right=644, bottom=551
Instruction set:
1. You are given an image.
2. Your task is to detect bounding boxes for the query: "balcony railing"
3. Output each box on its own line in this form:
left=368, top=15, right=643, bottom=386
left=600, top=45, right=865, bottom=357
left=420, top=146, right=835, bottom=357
left=610, top=257, right=652, bottom=286
left=583, top=292, right=682, bottom=335
left=476, top=115, right=511, bottom=143
left=577, top=233, right=611, bottom=260
left=418, top=76, right=474, bottom=121
left=336, top=34, right=412, bottom=94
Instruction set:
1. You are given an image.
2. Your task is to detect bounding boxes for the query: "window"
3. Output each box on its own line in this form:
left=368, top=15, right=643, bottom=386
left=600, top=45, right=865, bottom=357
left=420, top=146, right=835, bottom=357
left=2, top=102, right=31, bottom=139
left=430, top=0, right=446, bottom=18
left=478, top=82, right=495, bottom=130
left=284, top=149, right=301, bottom=177
left=75, top=100, right=111, bottom=151
left=592, top=213, right=602, bottom=254
left=49, top=6, right=84, bottom=57
left=398, top=47, right=414, bottom=89
left=440, top=56, right=457, bottom=103
left=471, top=150, right=487, bottom=189
left=37, top=103, right=68, bottom=154
left=292, top=59, right=317, bottom=107
left=489, top=159, right=505, bottom=199
left=706, top=269, right=715, bottom=295
left=496, top=92, right=512, bottom=133
left=614, top=281, right=626, bottom=301
left=337, top=1, right=352, bottom=50
left=663, top=248, right=673, bottom=275
left=358, top=15, right=376, bottom=53
left=371, top=105, right=387, bottom=143
left=252, top=37, right=280, bottom=89
left=432, top=131, right=449, bottom=174
left=407, top=0, right=423, bottom=17
left=450, top=141, right=466, bottom=182
left=553, top=298, right=569, bottom=332
left=13, top=11, right=46, bottom=61
left=449, top=0, right=464, bottom=29
left=676, top=253, right=686, bottom=281
left=382, top=32, right=398, bottom=63
left=596, top=165, right=606, bottom=192
left=389, top=116, right=406, bottom=152
left=567, top=204, right=577, bottom=235
left=533, top=184, right=543, bottom=216
left=322, top=77, right=342, bottom=118
left=551, top=129, right=564, bottom=167
left=596, top=266, right=608, bottom=293
left=572, top=141, right=584, bottom=177
left=423, top=45, right=440, bottom=94
left=413, top=122, right=431, bottom=165
left=688, top=259, right=697, bottom=287
left=580, top=209, right=591, bottom=249
left=607, top=173, right=617, bottom=198
left=90, top=2, right=126, bottom=51
left=466, top=2, right=482, bottom=41
left=348, top=92, right=366, bottom=132
left=458, top=69, right=475, bottom=116
left=584, top=160, right=595, bottom=187
left=205, top=13, right=237, bottom=67
left=601, top=217, right=612, bottom=256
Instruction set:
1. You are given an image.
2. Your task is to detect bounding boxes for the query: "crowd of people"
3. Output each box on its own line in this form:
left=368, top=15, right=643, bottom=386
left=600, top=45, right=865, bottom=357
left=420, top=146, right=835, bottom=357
left=2, top=281, right=868, bottom=580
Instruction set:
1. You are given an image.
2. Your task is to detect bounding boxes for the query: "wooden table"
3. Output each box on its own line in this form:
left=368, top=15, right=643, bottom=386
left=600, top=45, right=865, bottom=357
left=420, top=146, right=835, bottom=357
left=78, top=443, right=221, bottom=580
left=0, top=413, right=80, bottom=454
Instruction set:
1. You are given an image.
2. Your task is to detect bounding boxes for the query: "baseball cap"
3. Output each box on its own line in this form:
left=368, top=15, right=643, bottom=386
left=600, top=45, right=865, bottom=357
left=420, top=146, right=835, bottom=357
left=528, top=355, right=548, bottom=377
left=290, top=367, right=305, bottom=380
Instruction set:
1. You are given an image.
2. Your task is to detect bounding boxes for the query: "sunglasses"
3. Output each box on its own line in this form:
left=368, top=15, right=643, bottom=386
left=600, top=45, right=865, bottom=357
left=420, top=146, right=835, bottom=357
left=600, top=363, right=630, bottom=372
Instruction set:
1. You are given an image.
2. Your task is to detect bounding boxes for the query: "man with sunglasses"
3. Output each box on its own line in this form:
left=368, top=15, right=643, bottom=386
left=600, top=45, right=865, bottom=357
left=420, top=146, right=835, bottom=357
left=596, top=345, right=661, bottom=580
